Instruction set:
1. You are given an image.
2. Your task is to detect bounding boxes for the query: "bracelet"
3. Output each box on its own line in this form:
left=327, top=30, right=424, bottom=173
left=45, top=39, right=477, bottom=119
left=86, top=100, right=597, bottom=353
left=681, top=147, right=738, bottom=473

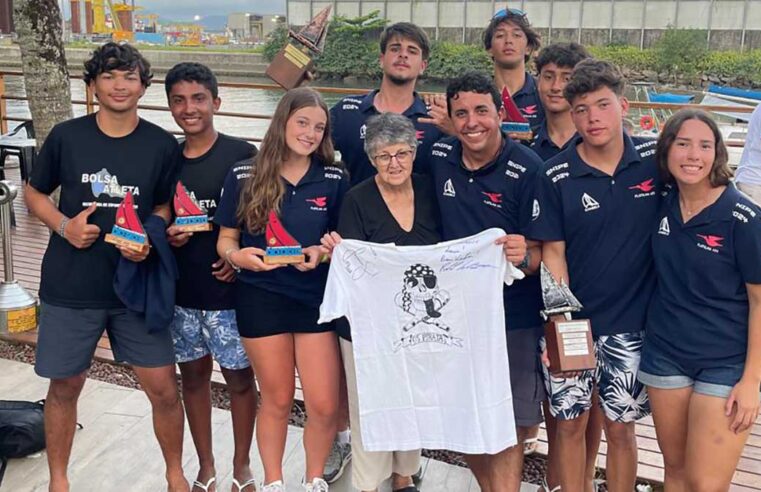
left=319, top=253, right=331, bottom=263
left=224, top=248, right=241, bottom=273
left=517, top=250, right=531, bottom=270
left=58, top=217, right=70, bottom=239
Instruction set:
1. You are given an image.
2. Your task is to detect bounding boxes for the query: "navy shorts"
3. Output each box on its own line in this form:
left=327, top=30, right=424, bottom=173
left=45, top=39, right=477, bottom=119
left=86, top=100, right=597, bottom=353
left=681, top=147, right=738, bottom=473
left=35, top=302, right=175, bottom=379
left=638, top=338, right=746, bottom=399
left=506, top=327, right=545, bottom=428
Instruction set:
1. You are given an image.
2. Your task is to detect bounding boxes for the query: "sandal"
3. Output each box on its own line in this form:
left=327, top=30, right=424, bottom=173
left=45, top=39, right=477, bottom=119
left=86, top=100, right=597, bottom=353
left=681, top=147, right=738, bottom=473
left=232, top=477, right=257, bottom=492
left=541, top=476, right=561, bottom=492
left=523, top=437, right=539, bottom=455
left=192, top=477, right=216, bottom=492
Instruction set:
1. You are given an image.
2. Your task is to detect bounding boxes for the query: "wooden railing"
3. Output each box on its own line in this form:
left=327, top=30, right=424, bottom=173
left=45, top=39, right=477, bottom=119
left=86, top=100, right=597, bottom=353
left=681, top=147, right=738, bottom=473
left=0, top=69, right=755, bottom=145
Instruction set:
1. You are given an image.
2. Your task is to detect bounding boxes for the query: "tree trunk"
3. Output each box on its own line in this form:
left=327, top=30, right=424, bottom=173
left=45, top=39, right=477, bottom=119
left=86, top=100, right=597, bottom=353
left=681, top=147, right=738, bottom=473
left=13, top=0, right=72, bottom=146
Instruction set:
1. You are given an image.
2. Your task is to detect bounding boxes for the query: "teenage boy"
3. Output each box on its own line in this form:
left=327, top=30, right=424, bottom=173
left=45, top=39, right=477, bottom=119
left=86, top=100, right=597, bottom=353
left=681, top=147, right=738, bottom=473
left=25, top=43, right=188, bottom=492
left=429, top=71, right=544, bottom=492
left=165, top=62, right=259, bottom=492
left=530, top=59, right=657, bottom=492
left=483, top=8, right=545, bottom=130
left=331, top=22, right=445, bottom=187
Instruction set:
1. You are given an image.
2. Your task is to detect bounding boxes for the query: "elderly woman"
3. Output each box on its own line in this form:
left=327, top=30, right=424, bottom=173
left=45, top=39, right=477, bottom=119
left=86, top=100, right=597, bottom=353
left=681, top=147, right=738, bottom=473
left=321, top=112, right=440, bottom=492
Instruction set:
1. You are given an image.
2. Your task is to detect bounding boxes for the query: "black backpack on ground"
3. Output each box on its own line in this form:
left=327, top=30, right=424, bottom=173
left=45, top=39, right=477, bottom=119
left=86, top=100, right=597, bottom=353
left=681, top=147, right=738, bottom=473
left=0, top=400, right=46, bottom=485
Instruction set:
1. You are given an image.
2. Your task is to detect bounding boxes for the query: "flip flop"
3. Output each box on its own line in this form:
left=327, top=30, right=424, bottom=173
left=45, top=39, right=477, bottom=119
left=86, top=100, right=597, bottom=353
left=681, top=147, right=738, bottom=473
left=232, top=477, right=257, bottom=492
left=523, top=436, right=539, bottom=455
left=192, top=477, right=216, bottom=492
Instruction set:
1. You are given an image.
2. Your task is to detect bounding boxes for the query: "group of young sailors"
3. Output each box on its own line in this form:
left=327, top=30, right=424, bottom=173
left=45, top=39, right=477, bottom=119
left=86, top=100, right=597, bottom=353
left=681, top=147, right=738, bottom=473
left=24, top=7, right=761, bottom=492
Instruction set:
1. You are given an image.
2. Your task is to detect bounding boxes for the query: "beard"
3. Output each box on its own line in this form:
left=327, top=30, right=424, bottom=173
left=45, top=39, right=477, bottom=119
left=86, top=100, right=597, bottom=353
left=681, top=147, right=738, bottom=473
left=386, top=73, right=416, bottom=86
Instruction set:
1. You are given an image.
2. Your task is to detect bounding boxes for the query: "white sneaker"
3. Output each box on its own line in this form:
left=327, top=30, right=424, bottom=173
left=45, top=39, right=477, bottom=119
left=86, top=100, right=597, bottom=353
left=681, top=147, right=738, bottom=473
left=304, top=477, right=329, bottom=492
left=262, top=480, right=285, bottom=492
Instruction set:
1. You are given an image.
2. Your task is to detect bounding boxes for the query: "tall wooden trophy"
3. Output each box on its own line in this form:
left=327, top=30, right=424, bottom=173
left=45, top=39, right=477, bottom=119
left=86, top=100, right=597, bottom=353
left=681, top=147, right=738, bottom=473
left=173, top=181, right=212, bottom=232
left=500, top=87, right=533, bottom=141
left=265, top=7, right=331, bottom=90
left=104, top=191, right=149, bottom=253
left=540, top=263, right=596, bottom=374
left=263, top=210, right=305, bottom=264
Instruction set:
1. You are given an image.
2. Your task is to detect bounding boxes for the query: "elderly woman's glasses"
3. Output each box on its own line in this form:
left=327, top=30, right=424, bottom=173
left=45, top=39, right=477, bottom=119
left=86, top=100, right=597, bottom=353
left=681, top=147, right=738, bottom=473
left=492, top=7, right=527, bottom=20
left=373, top=149, right=415, bottom=167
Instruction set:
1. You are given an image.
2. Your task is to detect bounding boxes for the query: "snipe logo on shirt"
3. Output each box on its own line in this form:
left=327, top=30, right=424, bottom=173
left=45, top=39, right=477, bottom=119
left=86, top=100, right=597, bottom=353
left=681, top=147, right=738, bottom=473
left=697, top=234, right=724, bottom=253
left=658, top=217, right=670, bottom=236
left=629, top=178, right=656, bottom=198
left=582, top=193, right=600, bottom=212
left=359, top=124, right=367, bottom=140
left=443, top=179, right=456, bottom=198
left=306, top=196, right=327, bottom=211
left=482, top=192, right=502, bottom=208
left=532, top=199, right=541, bottom=221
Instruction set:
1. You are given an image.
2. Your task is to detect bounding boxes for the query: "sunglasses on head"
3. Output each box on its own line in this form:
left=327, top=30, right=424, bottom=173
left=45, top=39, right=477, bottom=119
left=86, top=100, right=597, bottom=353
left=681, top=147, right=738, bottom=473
left=492, top=7, right=527, bottom=20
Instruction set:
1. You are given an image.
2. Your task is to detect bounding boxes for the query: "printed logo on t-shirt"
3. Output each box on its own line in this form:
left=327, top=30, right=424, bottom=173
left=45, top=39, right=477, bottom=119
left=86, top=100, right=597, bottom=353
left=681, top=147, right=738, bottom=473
left=697, top=234, right=724, bottom=253
left=482, top=192, right=502, bottom=208
left=443, top=179, right=456, bottom=198
left=658, top=217, right=670, bottom=236
left=393, top=263, right=463, bottom=352
left=581, top=193, right=600, bottom=212
left=532, top=199, right=540, bottom=221
left=306, top=196, right=328, bottom=211
left=629, top=178, right=656, bottom=198
left=415, top=129, right=425, bottom=141
left=81, top=168, right=140, bottom=205
left=359, top=124, right=367, bottom=140
left=521, top=105, right=539, bottom=116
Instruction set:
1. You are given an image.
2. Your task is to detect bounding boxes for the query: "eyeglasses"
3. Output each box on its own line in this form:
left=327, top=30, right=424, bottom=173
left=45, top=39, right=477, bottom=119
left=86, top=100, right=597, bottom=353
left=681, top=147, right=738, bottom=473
left=373, top=149, right=415, bottom=167
left=492, top=7, right=527, bottom=20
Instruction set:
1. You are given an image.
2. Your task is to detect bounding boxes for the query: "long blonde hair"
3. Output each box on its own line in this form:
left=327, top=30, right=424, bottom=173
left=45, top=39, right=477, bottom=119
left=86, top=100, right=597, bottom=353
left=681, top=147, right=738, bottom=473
left=237, top=87, right=335, bottom=233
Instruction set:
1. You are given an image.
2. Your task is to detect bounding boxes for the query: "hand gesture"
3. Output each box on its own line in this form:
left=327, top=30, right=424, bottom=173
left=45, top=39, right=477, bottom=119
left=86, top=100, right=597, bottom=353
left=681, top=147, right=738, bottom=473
left=64, top=202, right=101, bottom=249
left=231, top=247, right=283, bottom=272
left=294, top=245, right=325, bottom=272
left=726, top=378, right=761, bottom=434
left=166, top=224, right=192, bottom=248
left=419, top=93, right=455, bottom=135
left=211, top=257, right=236, bottom=283
left=495, top=234, right=527, bottom=266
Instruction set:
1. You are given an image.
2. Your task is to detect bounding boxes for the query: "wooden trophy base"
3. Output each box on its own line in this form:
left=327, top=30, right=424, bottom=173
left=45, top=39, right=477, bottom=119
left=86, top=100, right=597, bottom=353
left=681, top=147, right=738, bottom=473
left=173, top=221, right=213, bottom=233
left=264, top=254, right=306, bottom=265
left=265, top=40, right=315, bottom=90
left=544, top=318, right=596, bottom=374
left=105, top=234, right=150, bottom=254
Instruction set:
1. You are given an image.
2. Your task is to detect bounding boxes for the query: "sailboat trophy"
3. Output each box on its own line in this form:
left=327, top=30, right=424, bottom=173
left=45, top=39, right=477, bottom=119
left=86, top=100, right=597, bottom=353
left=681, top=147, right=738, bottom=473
left=263, top=210, right=305, bottom=265
left=540, top=263, right=596, bottom=374
left=173, top=181, right=213, bottom=232
left=104, top=191, right=149, bottom=254
left=500, top=86, right=533, bottom=141
left=265, top=6, right=331, bottom=90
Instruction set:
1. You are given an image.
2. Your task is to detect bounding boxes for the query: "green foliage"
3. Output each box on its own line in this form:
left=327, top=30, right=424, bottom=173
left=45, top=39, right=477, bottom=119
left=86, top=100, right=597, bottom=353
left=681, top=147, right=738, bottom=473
left=652, top=26, right=708, bottom=75
left=315, top=11, right=387, bottom=78
left=699, top=50, right=761, bottom=84
left=426, top=41, right=492, bottom=79
left=263, top=25, right=289, bottom=62
left=587, top=45, right=656, bottom=72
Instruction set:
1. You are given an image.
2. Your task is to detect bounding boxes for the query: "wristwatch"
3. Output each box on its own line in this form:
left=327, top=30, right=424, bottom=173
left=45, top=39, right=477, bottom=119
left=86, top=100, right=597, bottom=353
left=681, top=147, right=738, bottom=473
left=517, top=250, right=531, bottom=270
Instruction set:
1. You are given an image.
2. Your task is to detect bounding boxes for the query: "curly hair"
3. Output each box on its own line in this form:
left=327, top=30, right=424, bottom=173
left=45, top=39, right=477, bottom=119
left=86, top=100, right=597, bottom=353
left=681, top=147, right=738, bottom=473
left=445, top=71, right=502, bottom=116
left=535, top=42, right=591, bottom=75
left=564, top=59, right=625, bottom=104
left=83, top=42, right=152, bottom=87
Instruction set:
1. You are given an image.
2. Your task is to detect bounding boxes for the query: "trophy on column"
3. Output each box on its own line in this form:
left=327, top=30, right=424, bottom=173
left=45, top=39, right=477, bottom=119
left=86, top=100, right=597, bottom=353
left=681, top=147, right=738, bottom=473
left=263, top=210, right=305, bottom=264
left=105, top=191, right=149, bottom=253
left=500, top=87, right=533, bottom=141
left=265, top=6, right=332, bottom=90
left=540, top=263, right=596, bottom=374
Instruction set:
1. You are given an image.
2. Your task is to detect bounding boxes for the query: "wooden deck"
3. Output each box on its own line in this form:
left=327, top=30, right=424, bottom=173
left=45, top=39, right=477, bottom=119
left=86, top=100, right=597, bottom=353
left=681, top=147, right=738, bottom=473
left=3, top=164, right=761, bottom=490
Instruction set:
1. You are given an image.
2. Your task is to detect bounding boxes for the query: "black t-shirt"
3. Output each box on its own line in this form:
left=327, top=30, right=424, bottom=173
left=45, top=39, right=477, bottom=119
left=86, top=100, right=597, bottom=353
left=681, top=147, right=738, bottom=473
left=335, top=174, right=442, bottom=340
left=173, top=134, right=257, bottom=311
left=29, top=113, right=180, bottom=308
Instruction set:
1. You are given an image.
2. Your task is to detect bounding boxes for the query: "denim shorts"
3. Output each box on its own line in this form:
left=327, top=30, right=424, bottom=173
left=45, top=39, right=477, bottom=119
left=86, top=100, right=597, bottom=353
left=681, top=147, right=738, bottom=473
left=638, top=339, right=744, bottom=398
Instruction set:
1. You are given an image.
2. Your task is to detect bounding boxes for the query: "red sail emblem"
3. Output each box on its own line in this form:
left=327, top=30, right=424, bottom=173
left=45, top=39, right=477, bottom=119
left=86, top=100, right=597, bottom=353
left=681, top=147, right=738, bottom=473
left=266, top=210, right=300, bottom=247
left=173, top=181, right=205, bottom=217
left=501, top=87, right=529, bottom=124
left=114, top=191, right=145, bottom=235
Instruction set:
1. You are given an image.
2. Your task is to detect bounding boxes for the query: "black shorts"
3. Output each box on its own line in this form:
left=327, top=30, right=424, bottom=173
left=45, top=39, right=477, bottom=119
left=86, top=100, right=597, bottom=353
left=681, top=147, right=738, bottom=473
left=235, top=282, right=334, bottom=338
left=506, top=326, right=546, bottom=428
left=35, top=302, right=175, bottom=379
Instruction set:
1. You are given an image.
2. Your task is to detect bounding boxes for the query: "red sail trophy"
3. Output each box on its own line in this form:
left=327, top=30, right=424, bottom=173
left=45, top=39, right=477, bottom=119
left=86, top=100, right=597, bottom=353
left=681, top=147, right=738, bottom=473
left=173, top=181, right=213, bottom=232
left=265, top=7, right=331, bottom=90
left=104, top=191, right=149, bottom=253
left=263, top=210, right=304, bottom=264
left=500, top=86, right=533, bottom=141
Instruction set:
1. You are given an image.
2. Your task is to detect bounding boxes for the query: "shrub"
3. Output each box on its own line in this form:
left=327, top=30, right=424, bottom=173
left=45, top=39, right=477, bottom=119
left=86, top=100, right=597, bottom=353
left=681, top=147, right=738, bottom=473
left=426, top=41, right=492, bottom=79
left=652, top=26, right=708, bottom=75
left=263, top=25, right=288, bottom=62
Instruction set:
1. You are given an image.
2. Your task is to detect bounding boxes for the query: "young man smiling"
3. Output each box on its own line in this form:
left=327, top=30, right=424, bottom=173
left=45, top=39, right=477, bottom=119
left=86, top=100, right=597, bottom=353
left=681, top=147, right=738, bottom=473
left=165, top=62, right=259, bottom=492
left=26, top=43, right=188, bottom=492
left=530, top=59, right=658, bottom=492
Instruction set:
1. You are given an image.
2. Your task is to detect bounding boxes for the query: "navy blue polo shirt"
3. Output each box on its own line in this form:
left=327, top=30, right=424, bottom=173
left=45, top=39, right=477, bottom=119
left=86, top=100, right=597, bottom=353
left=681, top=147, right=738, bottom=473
left=530, top=121, right=576, bottom=162
left=214, top=157, right=349, bottom=307
left=529, top=135, right=660, bottom=337
left=512, top=73, right=545, bottom=132
left=647, top=185, right=761, bottom=367
left=330, top=90, right=444, bottom=186
left=430, top=135, right=544, bottom=332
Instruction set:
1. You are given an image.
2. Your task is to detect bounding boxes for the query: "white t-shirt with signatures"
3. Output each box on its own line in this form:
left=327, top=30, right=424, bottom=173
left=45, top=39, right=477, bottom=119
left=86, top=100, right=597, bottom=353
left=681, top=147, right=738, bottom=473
left=319, top=228, right=524, bottom=454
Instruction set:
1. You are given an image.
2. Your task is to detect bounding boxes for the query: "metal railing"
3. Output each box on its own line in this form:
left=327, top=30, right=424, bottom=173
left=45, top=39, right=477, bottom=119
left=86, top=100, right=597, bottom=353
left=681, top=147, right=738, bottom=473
left=0, top=69, right=755, bottom=145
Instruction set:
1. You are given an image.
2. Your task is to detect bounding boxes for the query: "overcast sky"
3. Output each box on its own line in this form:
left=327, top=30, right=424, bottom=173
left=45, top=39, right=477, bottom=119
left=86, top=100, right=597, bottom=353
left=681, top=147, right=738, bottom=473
left=60, top=0, right=287, bottom=21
